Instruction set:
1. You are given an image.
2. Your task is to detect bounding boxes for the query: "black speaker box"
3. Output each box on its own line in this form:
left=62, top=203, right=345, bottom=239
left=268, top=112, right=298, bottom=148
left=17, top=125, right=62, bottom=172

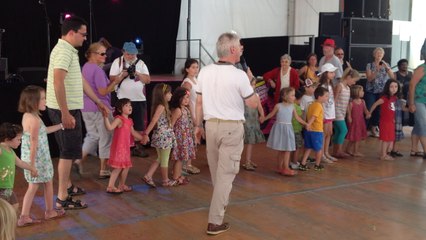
left=17, top=67, right=47, bottom=85
left=344, top=0, right=390, bottom=19
left=0, top=58, right=7, bottom=82
left=343, top=18, right=392, bottom=45
left=318, top=12, right=343, bottom=37
left=348, top=45, right=391, bottom=71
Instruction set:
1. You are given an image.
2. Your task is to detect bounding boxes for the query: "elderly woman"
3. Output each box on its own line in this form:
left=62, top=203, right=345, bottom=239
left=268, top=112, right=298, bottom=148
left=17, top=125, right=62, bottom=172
left=75, top=42, right=117, bottom=179
left=263, top=54, right=300, bottom=103
left=409, top=39, right=426, bottom=159
left=365, top=47, right=394, bottom=137
left=298, top=53, right=319, bottom=83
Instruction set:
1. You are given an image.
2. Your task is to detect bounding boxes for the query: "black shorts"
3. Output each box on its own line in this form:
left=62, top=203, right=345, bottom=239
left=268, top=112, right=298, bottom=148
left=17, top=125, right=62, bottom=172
left=48, top=108, right=83, bottom=160
left=130, top=101, right=146, bottom=131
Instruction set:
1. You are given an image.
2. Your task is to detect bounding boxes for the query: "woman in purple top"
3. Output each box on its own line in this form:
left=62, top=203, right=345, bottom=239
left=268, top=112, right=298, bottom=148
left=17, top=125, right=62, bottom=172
left=75, top=42, right=116, bottom=179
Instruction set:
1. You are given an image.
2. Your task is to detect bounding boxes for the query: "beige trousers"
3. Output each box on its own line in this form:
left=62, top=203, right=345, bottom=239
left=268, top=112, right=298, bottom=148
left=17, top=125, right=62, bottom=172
left=206, top=120, right=244, bottom=224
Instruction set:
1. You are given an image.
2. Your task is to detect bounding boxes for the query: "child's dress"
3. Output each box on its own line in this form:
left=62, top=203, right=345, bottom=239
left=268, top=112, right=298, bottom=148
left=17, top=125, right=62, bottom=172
left=346, top=100, right=367, bottom=141
left=21, top=121, right=53, bottom=183
left=267, top=103, right=295, bottom=151
left=379, top=95, right=397, bottom=141
left=172, top=107, right=195, bottom=161
left=151, top=112, right=177, bottom=149
left=244, top=105, right=265, bottom=144
left=108, top=115, right=133, bottom=168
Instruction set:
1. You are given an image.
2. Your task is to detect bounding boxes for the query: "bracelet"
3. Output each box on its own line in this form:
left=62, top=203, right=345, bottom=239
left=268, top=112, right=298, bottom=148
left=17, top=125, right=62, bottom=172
left=60, top=123, right=64, bottom=130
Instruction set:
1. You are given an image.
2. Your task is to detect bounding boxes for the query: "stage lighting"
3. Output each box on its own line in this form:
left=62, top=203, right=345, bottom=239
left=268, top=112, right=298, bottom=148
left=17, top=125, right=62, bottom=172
left=60, top=12, right=73, bottom=24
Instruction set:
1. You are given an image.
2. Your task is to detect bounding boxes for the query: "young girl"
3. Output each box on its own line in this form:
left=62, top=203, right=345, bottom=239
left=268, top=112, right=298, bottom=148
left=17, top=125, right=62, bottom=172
left=264, top=87, right=307, bottom=176
left=18, top=85, right=65, bottom=227
left=0, top=198, right=16, bottom=240
left=346, top=85, right=369, bottom=157
left=242, top=78, right=265, bottom=171
left=368, top=79, right=400, bottom=161
left=142, top=83, right=177, bottom=187
left=104, top=98, right=144, bottom=194
left=170, top=87, right=195, bottom=184
left=0, top=123, right=37, bottom=211
left=318, top=63, right=338, bottom=163
left=332, top=68, right=359, bottom=157
left=290, top=89, right=304, bottom=169
left=181, top=59, right=201, bottom=175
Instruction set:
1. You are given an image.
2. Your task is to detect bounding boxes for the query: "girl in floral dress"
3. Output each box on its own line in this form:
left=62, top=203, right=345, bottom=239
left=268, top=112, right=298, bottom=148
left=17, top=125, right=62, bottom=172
left=170, top=87, right=195, bottom=184
left=142, top=83, right=177, bottom=187
left=18, top=85, right=65, bottom=227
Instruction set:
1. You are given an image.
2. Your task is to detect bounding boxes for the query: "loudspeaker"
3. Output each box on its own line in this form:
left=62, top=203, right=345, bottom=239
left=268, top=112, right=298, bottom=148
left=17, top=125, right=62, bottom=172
left=344, top=0, right=390, bottom=19
left=318, top=12, right=343, bottom=37
left=348, top=45, right=391, bottom=71
left=343, top=18, right=392, bottom=45
left=17, top=67, right=47, bottom=85
left=0, top=58, right=7, bottom=82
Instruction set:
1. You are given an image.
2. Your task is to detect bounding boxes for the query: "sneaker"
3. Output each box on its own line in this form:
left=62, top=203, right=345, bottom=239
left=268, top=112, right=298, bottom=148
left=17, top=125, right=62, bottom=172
left=298, top=164, right=309, bottom=171
left=322, top=156, right=334, bottom=164
left=290, top=162, right=300, bottom=170
left=206, top=222, right=230, bottom=235
left=314, top=164, right=325, bottom=171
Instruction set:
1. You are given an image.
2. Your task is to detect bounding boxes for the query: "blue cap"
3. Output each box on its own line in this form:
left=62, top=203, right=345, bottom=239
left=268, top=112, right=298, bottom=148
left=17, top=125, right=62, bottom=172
left=122, top=42, right=138, bottom=54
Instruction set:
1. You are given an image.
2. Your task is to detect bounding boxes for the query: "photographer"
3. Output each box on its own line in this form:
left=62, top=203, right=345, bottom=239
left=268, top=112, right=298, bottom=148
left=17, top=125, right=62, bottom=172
left=110, top=42, right=151, bottom=157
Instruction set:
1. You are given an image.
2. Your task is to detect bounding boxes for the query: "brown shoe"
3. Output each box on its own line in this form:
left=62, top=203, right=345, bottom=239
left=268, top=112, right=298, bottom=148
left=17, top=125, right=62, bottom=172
left=206, top=222, right=230, bottom=235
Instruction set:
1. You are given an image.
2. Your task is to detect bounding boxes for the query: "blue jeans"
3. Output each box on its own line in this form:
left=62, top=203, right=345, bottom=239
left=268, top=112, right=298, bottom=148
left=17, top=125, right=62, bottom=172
left=364, top=92, right=381, bottom=128
left=414, top=102, right=426, bottom=137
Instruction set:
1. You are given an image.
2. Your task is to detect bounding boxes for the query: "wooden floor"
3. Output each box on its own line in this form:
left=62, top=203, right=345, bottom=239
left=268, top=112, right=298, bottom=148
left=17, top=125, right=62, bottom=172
left=15, top=130, right=426, bottom=240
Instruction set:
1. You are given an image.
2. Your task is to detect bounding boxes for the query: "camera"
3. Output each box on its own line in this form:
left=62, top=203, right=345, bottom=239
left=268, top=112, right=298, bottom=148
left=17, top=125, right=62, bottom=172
left=127, top=64, right=136, bottom=79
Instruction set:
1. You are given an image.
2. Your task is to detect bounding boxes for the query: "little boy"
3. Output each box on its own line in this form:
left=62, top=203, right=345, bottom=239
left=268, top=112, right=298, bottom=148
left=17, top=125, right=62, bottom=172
left=299, top=87, right=329, bottom=171
left=290, top=90, right=304, bottom=170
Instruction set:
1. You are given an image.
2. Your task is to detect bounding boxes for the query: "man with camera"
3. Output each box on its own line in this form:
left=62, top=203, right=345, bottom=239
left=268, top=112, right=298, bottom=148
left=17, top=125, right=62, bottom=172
left=110, top=42, right=151, bottom=157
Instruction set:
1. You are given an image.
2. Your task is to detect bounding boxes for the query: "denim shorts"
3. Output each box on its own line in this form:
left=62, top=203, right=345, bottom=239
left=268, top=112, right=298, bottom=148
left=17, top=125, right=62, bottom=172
left=48, top=108, right=83, bottom=160
left=414, top=102, right=426, bottom=137
left=304, top=131, right=324, bottom=152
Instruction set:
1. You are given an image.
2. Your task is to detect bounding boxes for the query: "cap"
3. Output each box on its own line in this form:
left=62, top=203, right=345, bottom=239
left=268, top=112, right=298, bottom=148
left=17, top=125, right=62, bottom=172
left=122, top=42, right=138, bottom=54
left=321, top=38, right=336, bottom=48
left=317, top=63, right=338, bottom=76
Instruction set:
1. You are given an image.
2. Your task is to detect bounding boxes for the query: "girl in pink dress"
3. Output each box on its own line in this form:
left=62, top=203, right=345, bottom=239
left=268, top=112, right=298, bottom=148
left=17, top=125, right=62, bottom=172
left=170, top=87, right=196, bottom=185
left=346, top=85, right=369, bottom=157
left=104, top=98, right=143, bottom=194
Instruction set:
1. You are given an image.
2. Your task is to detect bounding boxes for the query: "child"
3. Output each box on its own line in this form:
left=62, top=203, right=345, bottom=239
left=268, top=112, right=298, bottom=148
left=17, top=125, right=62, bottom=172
left=390, top=97, right=408, bottom=157
left=264, top=87, right=307, bottom=176
left=318, top=63, right=338, bottom=163
left=290, top=89, right=304, bottom=169
left=0, top=198, right=16, bottom=240
left=170, top=87, right=195, bottom=184
left=142, top=83, right=177, bottom=187
left=104, top=98, right=144, bottom=194
left=332, top=68, right=359, bottom=157
left=0, top=123, right=38, bottom=211
left=299, top=87, right=330, bottom=171
left=346, top=85, right=369, bottom=157
left=300, top=79, right=316, bottom=120
left=18, top=85, right=66, bottom=227
left=242, top=78, right=265, bottom=171
left=368, top=79, right=400, bottom=161
left=181, top=59, right=201, bottom=174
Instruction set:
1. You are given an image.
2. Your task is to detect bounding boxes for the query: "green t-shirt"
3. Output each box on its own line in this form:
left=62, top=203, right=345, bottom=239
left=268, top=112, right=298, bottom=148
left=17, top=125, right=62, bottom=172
left=0, top=146, right=15, bottom=189
left=292, top=103, right=303, bottom=133
left=415, top=64, right=426, bottom=104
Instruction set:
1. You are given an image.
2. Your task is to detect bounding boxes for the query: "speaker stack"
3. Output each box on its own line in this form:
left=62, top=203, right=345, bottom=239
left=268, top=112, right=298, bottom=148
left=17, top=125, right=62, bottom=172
left=343, top=0, right=392, bottom=71
left=0, top=58, right=7, bottom=82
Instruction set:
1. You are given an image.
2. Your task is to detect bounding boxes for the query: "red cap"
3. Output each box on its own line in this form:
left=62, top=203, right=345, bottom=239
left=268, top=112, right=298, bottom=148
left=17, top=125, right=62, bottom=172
left=321, top=38, right=336, bottom=48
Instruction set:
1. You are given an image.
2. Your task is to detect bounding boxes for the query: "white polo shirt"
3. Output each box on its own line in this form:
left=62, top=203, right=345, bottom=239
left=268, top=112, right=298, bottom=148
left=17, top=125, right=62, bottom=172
left=196, top=63, right=254, bottom=121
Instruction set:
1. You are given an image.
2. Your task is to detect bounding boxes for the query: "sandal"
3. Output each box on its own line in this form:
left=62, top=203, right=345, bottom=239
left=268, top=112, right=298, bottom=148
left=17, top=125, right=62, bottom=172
left=17, top=215, right=42, bottom=227
left=56, top=196, right=88, bottom=210
left=106, top=187, right=123, bottom=194
left=118, top=185, right=133, bottom=192
left=410, top=151, right=424, bottom=157
left=99, top=170, right=111, bottom=179
left=142, top=176, right=157, bottom=188
left=184, top=165, right=200, bottom=174
left=45, top=209, right=66, bottom=220
left=174, top=176, right=190, bottom=185
left=67, top=184, right=86, bottom=196
left=162, top=179, right=178, bottom=187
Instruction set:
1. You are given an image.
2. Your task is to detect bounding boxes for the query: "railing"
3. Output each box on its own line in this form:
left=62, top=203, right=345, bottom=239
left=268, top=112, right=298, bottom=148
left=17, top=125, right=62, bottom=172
left=176, top=39, right=215, bottom=68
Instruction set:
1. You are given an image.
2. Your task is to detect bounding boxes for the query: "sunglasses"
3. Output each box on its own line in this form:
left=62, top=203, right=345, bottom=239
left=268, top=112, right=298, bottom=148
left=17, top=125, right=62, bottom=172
left=95, top=52, right=107, bottom=56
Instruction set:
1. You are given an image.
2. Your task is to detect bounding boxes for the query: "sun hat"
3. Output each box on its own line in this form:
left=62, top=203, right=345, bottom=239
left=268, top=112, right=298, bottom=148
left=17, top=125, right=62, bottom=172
left=317, top=63, right=338, bottom=76
left=321, top=38, right=336, bottom=48
left=122, top=42, right=138, bottom=54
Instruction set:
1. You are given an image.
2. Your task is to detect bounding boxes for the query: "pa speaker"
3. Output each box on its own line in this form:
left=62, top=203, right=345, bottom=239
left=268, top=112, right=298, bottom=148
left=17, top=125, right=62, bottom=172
left=343, top=18, right=392, bottom=45
left=344, top=0, right=390, bottom=19
left=17, top=67, right=47, bottom=85
left=348, top=45, right=391, bottom=71
left=318, top=12, right=343, bottom=37
left=0, top=58, right=7, bottom=82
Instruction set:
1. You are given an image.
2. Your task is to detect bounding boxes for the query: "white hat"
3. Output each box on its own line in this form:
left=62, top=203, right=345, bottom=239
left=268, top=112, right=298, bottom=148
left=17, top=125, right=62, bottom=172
left=317, top=63, right=338, bottom=76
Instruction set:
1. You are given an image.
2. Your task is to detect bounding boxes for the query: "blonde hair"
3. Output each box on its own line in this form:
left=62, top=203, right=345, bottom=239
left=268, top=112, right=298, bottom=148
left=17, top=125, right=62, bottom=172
left=280, top=87, right=295, bottom=103
left=342, top=68, right=360, bottom=81
left=0, top=198, right=16, bottom=240
left=18, top=85, right=44, bottom=115
left=85, top=42, right=106, bottom=59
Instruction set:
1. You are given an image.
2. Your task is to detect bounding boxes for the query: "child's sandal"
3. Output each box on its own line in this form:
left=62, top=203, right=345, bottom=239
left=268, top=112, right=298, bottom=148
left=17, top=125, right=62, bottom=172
left=162, top=179, right=178, bottom=187
left=142, top=176, right=157, bottom=188
left=17, top=215, right=42, bottom=227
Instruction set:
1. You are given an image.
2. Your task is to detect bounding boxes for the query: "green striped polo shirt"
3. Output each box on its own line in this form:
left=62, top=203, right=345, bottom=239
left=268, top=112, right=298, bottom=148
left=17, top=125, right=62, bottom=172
left=46, top=39, right=83, bottom=110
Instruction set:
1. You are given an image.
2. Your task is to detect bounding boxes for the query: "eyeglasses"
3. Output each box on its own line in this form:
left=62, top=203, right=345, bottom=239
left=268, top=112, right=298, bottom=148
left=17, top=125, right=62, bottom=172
left=76, top=31, right=88, bottom=37
left=95, top=52, right=107, bottom=56
left=336, top=53, right=344, bottom=56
